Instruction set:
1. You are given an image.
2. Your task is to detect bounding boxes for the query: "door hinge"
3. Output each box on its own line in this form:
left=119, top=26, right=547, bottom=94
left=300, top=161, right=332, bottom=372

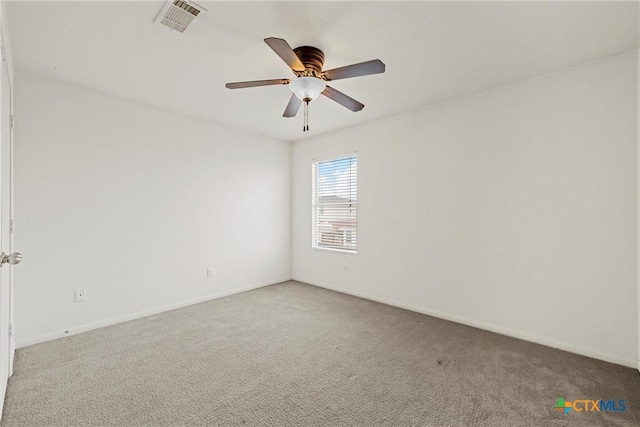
left=8, top=324, right=12, bottom=339
left=9, top=219, right=14, bottom=234
left=0, top=42, right=5, bottom=63
left=10, top=114, right=14, bottom=130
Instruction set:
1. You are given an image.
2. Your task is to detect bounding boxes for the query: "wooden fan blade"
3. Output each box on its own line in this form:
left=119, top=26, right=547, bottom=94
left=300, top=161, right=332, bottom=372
left=264, top=37, right=306, bottom=72
left=283, top=94, right=302, bottom=118
left=322, top=86, right=364, bottom=112
left=225, top=79, right=290, bottom=89
left=323, top=59, right=385, bottom=81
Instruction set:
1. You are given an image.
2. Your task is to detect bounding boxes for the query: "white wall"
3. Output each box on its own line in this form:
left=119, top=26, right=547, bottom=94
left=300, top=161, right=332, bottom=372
left=292, top=51, right=639, bottom=368
left=14, top=74, right=291, bottom=346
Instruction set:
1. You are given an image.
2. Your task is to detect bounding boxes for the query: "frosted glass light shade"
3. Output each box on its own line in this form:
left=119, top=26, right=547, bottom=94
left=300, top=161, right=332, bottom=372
left=289, top=77, right=326, bottom=101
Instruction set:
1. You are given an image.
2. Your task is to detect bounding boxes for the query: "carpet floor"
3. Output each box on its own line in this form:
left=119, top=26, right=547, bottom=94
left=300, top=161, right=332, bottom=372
left=1, top=281, right=639, bottom=426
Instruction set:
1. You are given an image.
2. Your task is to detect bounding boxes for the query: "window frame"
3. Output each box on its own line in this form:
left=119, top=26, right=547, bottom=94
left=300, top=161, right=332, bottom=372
left=311, top=153, right=358, bottom=255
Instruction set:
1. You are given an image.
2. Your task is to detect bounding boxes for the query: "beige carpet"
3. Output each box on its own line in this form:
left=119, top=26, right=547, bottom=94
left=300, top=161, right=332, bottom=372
left=2, top=281, right=639, bottom=426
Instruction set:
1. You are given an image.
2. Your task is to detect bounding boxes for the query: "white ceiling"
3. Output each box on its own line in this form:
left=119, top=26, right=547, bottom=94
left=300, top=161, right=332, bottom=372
left=7, top=1, right=639, bottom=142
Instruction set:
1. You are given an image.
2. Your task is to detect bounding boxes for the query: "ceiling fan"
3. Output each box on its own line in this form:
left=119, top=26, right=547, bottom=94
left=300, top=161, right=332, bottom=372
left=225, top=37, right=385, bottom=132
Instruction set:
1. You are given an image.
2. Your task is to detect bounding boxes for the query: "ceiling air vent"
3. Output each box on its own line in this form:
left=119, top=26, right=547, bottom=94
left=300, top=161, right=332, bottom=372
left=155, top=0, right=206, bottom=33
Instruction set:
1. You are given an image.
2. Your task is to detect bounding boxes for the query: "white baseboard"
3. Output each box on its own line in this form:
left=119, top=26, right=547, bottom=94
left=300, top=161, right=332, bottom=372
left=294, top=277, right=638, bottom=369
left=0, top=375, right=5, bottom=424
left=17, top=277, right=291, bottom=348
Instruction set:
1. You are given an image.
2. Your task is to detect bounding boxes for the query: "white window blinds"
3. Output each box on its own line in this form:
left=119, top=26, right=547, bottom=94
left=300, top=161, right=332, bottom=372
left=312, top=154, right=357, bottom=253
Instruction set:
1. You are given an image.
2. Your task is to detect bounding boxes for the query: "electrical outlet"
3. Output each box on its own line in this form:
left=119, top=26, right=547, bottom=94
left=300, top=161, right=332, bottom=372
left=207, top=268, right=213, bottom=279
left=343, top=263, right=348, bottom=273
left=74, top=289, right=86, bottom=302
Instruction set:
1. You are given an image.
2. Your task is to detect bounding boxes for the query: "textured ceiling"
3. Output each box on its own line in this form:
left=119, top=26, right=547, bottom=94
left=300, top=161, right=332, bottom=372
left=7, top=1, right=639, bottom=142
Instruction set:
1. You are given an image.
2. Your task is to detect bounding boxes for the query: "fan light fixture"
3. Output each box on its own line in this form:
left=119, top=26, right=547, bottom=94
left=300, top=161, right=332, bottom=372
left=288, top=77, right=326, bottom=132
left=225, top=37, right=386, bottom=133
left=289, top=77, right=326, bottom=102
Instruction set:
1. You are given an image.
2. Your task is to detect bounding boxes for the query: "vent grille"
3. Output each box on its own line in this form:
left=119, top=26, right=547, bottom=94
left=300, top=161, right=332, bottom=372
left=155, top=0, right=206, bottom=33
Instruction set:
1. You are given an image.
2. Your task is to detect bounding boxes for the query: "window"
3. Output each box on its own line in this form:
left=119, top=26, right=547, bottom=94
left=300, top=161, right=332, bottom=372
left=312, top=154, right=357, bottom=253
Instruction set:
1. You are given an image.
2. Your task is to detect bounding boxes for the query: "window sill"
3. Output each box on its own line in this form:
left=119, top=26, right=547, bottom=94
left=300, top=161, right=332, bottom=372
left=312, top=247, right=357, bottom=255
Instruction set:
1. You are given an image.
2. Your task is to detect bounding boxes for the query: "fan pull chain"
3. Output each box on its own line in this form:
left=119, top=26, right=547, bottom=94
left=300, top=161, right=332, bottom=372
left=303, top=100, right=310, bottom=132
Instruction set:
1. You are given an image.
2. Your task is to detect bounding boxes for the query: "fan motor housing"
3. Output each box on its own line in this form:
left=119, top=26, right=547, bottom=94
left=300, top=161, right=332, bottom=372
left=293, top=46, right=325, bottom=74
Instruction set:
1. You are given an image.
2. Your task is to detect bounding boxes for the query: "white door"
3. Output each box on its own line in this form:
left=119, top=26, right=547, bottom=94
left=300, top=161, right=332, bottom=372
left=0, top=30, right=16, bottom=398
